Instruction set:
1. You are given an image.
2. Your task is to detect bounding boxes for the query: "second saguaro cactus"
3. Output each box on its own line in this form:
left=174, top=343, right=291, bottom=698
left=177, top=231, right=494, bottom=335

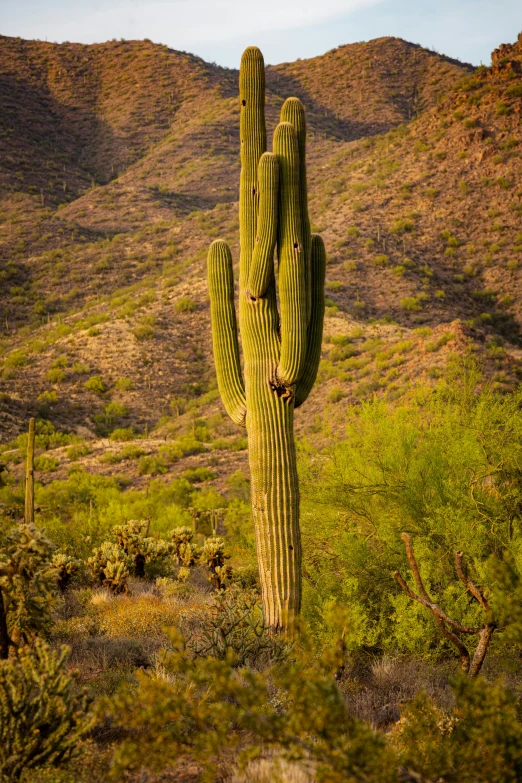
left=208, top=47, right=325, bottom=632
left=24, top=418, right=35, bottom=526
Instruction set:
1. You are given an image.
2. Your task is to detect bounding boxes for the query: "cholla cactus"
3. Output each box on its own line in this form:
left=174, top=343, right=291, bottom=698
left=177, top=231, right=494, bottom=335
left=87, top=542, right=130, bottom=594
left=202, top=537, right=232, bottom=590
left=178, top=541, right=201, bottom=568
left=113, top=520, right=171, bottom=577
left=0, top=523, right=56, bottom=657
left=207, top=48, right=325, bottom=632
left=0, top=638, right=93, bottom=781
left=169, top=527, right=202, bottom=568
left=51, top=552, right=82, bottom=592
left=169, top=527, right=195, bottom=559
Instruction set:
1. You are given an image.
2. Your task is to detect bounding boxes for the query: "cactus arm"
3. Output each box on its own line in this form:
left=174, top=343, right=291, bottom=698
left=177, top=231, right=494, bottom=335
left=239, top=46, right=267, bottom=285
left=274, top=121, right=306, bottom=388
left=208, top=240, right=247, bottom=426
left=247, top=152, right=279, bottom=298
left=295, top=234, right=326, bottom=408
left=281, top=98, right=312, bottom=324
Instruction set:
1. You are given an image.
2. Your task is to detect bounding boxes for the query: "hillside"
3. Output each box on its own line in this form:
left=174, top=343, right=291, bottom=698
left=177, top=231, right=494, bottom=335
left=1, top=31, right=521, bottom=495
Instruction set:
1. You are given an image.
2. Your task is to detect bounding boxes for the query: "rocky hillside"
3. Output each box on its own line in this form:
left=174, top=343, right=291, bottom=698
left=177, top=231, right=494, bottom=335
left=0, top=31, right=521, bottom=493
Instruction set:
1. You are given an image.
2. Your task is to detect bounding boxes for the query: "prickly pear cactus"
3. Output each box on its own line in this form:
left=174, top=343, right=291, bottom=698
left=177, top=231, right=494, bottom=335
left=208, top=47, right=325, bottom=632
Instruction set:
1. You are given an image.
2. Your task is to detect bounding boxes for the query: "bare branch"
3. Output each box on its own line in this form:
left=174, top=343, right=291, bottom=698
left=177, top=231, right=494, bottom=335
left=455, top=551, right=490, bottom=612
left=401, top=533, right=431, bottom=602
left=396, top=533, right=497, bottom=677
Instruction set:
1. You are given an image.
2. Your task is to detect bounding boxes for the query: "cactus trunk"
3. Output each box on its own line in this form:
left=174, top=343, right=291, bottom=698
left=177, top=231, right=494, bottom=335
left=24, top=418, right=35, bottom=526
left=208, top=47, right=325, bottom=633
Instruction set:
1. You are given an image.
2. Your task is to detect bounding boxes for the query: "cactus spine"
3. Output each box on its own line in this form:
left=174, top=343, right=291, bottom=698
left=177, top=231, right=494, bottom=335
left=24, top=418, right=35, bottom=525
left=207, top=47, right=325, bottom=632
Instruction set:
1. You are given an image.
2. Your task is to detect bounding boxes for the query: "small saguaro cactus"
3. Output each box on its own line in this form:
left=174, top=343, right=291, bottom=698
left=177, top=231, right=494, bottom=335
left=207, top=47, right=325, bottom=632
left=24, top=418, right=35, bottom=525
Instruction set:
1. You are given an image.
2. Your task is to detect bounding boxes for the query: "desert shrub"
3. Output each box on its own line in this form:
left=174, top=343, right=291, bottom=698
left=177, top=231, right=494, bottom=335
left=34, top=454, right=59, bottom=472
left=114, top=377, right=133, bottom=391
left=109, top=427, right=135, bottom=442
left=84, top=375, right=106, bottom=395
left=182, top=467, right=217, bottom=484
left=66, top=443, right=91, bottom=460
left=175, top=296, right=196, bottom=313
left=0, top=524, right=56, bottom=654
left=400, top=296, right=421, bottom=311
left=46, top=367, right=66, bottom=384
left=390, top=218, right=414, bottom=234
left=395, top=676, right=522, bottom=783
left=103, top=402, right=129, bottom=426
left=0, top=640, right=93, bottom=782
left=182, top=586, right=288, bottom=668
left=4, top=350, right=28, bottom=368
left=372, top=254, right=389, bottom=266
left=102, top=626, right=396, bottom=782
left=299, top=361, right=522, bottom=657
left=138, top=454, right=168, bottom=475
left=95, top=593, right=181, bottom=639
left=102, top=445, right=146, bottom=464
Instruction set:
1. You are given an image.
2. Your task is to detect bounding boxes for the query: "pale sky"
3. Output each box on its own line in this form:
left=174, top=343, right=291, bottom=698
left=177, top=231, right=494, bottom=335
left=1, top=0, right=520, bottom=67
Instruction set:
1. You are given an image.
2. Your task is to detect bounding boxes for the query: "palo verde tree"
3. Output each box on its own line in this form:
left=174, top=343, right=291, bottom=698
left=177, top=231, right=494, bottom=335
left=207, top=47, right=325, bottom=632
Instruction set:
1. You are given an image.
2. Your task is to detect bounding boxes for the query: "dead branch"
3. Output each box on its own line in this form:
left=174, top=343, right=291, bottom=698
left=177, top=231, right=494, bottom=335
left=394, top=533, right=496, bottom=677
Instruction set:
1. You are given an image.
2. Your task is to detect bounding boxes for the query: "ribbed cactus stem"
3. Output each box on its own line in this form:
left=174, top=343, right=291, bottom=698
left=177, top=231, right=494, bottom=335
left=208, top=46, right=325, bottom=633
left=280, top=98, right=312, bottom=323
left=24, top=418, right=35, bottom=525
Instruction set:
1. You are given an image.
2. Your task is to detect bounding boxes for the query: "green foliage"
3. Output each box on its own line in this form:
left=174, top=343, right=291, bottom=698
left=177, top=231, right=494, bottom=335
left=182, top=586, right=289, bottom=668
left=83, top=375, right=106, bottom=395
left=395, top=677, right=522, bottom=783
left=108, top=427, right=135, bottom=442
left=102, top=627, right=396, bottom=782
left=0, top=524, right=56, bottom=652
left=299, top=364, right=522, bottom=656
left=0, top=640, right=93, bottom=782
left=175, top=296, right=196, bottom=313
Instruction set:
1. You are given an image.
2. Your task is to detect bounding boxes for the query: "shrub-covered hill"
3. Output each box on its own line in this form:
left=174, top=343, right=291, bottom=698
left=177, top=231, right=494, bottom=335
left=1, top=32, right=521, bottom=493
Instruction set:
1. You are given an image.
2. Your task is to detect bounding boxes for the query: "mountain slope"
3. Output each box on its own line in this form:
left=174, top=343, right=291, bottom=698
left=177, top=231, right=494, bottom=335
left=0, top=32, right=521, bottom=495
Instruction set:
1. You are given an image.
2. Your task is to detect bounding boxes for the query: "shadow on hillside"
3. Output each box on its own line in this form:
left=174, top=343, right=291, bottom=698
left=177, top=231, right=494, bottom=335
left=265, top=69, right=393, bottom=143
left=354, top=276, right=522, bottom=348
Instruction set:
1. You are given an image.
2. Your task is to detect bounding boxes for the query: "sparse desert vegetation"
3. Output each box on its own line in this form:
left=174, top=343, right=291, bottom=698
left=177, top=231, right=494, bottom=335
left=1, top=26, right=522, bottom=783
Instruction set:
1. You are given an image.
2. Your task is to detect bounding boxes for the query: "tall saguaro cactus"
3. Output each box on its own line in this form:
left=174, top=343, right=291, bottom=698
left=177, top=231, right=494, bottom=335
left=207, top=47, right=325, bottom=632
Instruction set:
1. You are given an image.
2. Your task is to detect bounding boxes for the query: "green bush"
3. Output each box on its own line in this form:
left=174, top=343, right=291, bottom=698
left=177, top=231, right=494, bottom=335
left=396, top=677, right=522, bottom=783
left=102, top=627, right=396, bottom=782
left=84, top=375, right=106, bottom=395
left=4, top=350, right=28, bottom=369
left=174, top=296, right=196, bottom=313
left=299, top=362, right=522, bottom=656
left=0, top=524, right=56, bottom=653
left=0, top=640, right=93, bottom=781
